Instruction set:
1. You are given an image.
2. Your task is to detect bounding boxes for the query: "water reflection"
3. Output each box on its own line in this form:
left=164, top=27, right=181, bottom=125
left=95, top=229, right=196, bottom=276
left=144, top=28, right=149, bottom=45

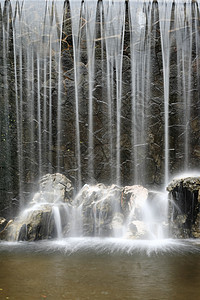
left=0, top=239, right=200, bottom=299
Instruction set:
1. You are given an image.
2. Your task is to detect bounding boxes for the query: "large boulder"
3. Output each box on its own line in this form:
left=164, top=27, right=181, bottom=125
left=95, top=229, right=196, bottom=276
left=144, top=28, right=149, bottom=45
left=74, top=184, right=122, bottom=236
left=167, top=176, right=200, bottom=238
left=32, top=173, right=74, bottom=204
left=72, top=183, right=151, bottom=238
left=6, top=205, right=56, bottom=241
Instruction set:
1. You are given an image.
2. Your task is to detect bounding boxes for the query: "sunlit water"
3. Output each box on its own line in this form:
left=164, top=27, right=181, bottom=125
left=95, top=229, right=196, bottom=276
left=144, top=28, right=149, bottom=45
left=1, top=238, right=200, bottom=299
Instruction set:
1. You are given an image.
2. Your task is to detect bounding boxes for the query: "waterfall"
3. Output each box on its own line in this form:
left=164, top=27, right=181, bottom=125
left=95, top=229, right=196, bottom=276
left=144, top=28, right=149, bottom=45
left=70, top=0, right=83, bottom=190
left=158, top=0, right=173, bottom=187
left=174, top=1, right=193, bottom=171
left=85, top=1, right=97, bottom=181
left=0, top=0, right=199, bottom=218
left=129, top=1, right=152, bottom=184
left=52, top=206, right=63, bottom=239
left=0, top=0, right=65, bottom=209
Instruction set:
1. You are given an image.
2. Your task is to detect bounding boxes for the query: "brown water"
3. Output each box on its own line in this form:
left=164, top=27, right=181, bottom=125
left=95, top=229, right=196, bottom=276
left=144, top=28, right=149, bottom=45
left=0, top=238, right=200, bottom=300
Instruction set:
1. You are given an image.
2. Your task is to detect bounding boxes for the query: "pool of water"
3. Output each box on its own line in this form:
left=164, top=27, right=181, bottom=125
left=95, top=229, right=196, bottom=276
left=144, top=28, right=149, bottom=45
left=0, top=238, right=200, bottom=300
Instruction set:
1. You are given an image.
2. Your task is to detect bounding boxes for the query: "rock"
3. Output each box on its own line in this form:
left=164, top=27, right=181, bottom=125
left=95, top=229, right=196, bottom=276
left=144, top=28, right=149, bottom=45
left=111, top=212, right=124, bottom=236
left=0, top=217, right=7, bottom=232
left=6, top=202, right=72, bottom=241
left=167, top=176, right=200, bottom=238
left=4, top=173, right=73, bottom=241
left=6, top=205, right=56, bottom=241
left=121, top=185, right=149, bottom=219
left=38, top=173, right=74, bottom=203
left=0, top=220, right=13, bottom=240
left=192, top=212, right=200, bottom=238
left=167, top=176, right=200, bottom=193
left=125, top=221, right=147, bottom=239
left=74, top=183, right=122, bottom=236
left=74, top=183, right=149, bottom=237
left=2, top=174, right=154, bottom=240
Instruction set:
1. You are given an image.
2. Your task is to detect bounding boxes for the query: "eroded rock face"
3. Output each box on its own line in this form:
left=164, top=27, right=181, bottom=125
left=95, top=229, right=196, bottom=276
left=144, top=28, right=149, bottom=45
left=167, top=176, right=200, bottom=238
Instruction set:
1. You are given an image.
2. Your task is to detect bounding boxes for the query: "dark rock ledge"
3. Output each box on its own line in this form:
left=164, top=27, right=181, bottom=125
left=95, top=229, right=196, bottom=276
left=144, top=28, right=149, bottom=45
left=167, top=176, right=200, bottom=238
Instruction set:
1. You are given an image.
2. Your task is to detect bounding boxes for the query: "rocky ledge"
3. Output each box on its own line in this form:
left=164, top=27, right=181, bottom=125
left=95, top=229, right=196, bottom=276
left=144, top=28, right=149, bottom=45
left=0, top=173, right=168, bottom=241
left=167, top=176, right=200, bottom=238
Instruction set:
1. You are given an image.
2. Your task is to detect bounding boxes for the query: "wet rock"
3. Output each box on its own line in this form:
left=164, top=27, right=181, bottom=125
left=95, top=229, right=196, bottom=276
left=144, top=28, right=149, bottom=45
left=167, top=176, right=200, bottom=193
left=32, top=173, right=74, bottom=204
left=6, top=205, right=57, bottom=241
left=126, top=221, right=147, bottom=239
left=0, top=217, right=7, bottom=232
left=74, top=183, right=150, bottom=238
left=167, top=176, right=200, bottom=238
left=4, top=174, right=73, bottom=241
left=2, top=173, right=161, bottom=241
left=0, top=219, right=13, bottom=240
left=75, top=183, right=122, bottom=236
left=111, top=212, right=124, bottom=235
left=121, top=185, right=149, bottom=218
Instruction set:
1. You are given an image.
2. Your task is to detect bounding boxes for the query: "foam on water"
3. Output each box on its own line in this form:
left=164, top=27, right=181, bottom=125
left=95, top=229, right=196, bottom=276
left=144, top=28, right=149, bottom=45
left=1, top=238, right=200, bottom=256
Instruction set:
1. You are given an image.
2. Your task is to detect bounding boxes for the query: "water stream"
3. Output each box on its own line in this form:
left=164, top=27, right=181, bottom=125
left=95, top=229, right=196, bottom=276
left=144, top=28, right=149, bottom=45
left=0, top=0, right=199, bottom=208
left=0, top=0, right=200, bottom=258
left=0, top=2, right=200, bottom=298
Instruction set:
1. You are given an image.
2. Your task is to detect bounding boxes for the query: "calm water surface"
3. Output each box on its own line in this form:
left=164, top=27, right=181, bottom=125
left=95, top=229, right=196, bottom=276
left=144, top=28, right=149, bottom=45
left=0, top=238, right=200, bottom=300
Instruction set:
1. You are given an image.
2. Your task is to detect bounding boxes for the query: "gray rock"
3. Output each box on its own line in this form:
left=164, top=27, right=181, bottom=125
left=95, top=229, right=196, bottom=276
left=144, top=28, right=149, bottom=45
left=0, top=217, right=7, bottom=232
left=4, top=173, right=74, bottom=241
left=167, top=176, right=200, bottom=238
left=30, top=173, right=74, bottom=205
left=167, top=176, right=200, bottom=193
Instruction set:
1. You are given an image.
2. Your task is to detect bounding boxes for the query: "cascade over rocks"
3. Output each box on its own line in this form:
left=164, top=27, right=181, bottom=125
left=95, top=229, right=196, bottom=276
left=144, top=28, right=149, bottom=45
left=167, top=176, right=200, bottom=238
left=2, top=174, right=74, bottom=241
left=1, top=173, right=168, bottom=241
left=5, top=173, right=200, bottom=241
left=74, top=183, right=150, bottom=238
left=74, top=183, right=123, bottom=236
left=1, top=0, right=200, bottom=219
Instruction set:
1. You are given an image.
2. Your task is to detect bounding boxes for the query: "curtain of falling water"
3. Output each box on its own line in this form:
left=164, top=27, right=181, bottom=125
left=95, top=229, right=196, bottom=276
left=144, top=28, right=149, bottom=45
left=175, top=1, right=193, bottom=171
left=114, top=2, right=125, bottom=186
left=129, top=0, right=152, bottom=184
left=85, top=1, right=97, bottom=182
left=1, top=1, right=14, bottom=201
left=102, top=1, right=125, bottom=185
left=42, top=3, right=49, bottom=175
left=158, top=0, right=173, bottom=187
left=8, top=0, right=65, bottom=207
left=70, top=0, right=126, bottom=185
left=12, top=1, right=24, bottom=205
left=103, top=2, right=115, bottom=183
left=56, top=4, right=64, bottom=172
left=69, top=0, right=82, bottom=190
left=195, top=0, right=200, bottom=126
left=0, top=0, right=200, bottom=214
